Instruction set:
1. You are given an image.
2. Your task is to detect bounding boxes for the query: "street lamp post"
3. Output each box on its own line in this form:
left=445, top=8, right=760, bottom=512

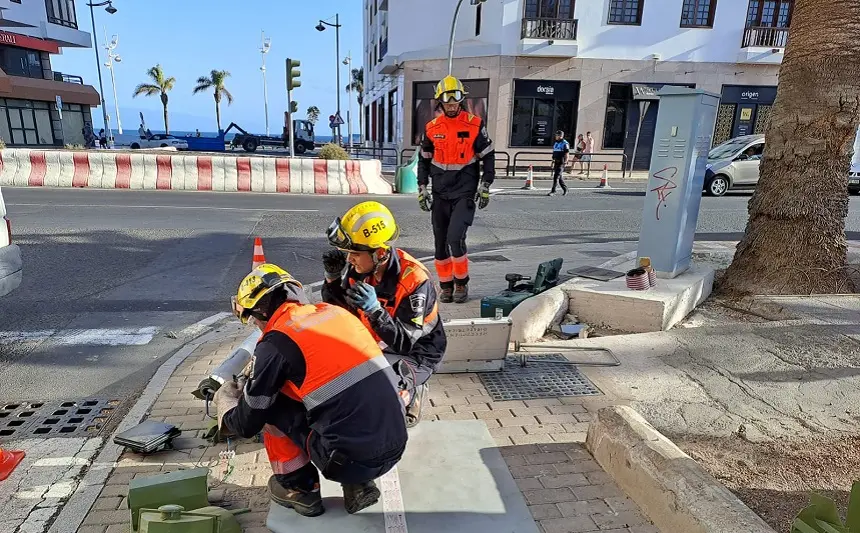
left=86, top=1, right=117, bottom=139
left=316, top=14, right=342, bottom=145
left=104, top=33, right=122, bottom=136
left=343, top=53, right=353, bottom=148
left=260, top=31, right=272, bottom=135
left=449, top=0, right=486, bottom=75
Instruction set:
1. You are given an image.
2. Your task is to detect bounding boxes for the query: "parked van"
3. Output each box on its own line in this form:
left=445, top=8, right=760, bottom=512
left=0, top=184, right=22, bottom=297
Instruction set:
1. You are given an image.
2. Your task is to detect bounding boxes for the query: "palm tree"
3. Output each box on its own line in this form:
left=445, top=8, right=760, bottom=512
left=721, top=0, right=860, bottom=295
left=306, top=106, right=320, bottom=125
left=192, top=70, right=234, bottom=132
left=132, top=65, right=175, bottom=134
left=346, top=67, right=364, bottom=142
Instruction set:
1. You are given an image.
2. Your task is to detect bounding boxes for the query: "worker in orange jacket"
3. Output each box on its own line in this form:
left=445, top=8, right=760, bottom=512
left=417, top=75, right=496, bottom=303
left=214, top=264, right=407, bottom=518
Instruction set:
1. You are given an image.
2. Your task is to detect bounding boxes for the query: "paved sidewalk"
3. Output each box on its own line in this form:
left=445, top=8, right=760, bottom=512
left=76, top=329, right=657, bottom=533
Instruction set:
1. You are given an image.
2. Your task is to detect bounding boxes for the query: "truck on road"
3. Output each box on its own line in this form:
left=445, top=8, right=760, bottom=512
left=225, top=120, right=316, bottom=154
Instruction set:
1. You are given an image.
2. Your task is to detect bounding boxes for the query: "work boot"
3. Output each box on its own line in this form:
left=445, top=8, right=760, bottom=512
left=453, top=282, right=469, bottom=304
left=268, top=475, right=325, bottom=517
left=406, top=383, right=428, bottom=428
left=342, top=480, right=381, bottom=514
left=439, top=283, right=454, bottom=303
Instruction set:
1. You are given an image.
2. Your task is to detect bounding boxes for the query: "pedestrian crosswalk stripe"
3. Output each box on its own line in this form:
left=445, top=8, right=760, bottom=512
left=0, top=327, right=159, bottom=346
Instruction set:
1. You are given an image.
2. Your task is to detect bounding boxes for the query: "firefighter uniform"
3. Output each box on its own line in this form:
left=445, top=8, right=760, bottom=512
left=220, top=264, right=407, bottom=517
left=418, top=76, right=495, bottom=303
left=324, top=201, right=446, bottom=427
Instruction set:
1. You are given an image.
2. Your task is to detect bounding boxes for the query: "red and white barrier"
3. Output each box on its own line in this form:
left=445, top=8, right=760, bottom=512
left=0, top=149, right=393, bottom=195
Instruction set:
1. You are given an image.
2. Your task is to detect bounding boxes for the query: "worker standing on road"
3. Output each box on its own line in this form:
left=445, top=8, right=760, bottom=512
left=214, top=264, right=407, bottom=518
left=549, top=130, right=570, bottom=196
left=322, top=201, right=447, bottom=428
left=417, top=75, right=496, bottom=304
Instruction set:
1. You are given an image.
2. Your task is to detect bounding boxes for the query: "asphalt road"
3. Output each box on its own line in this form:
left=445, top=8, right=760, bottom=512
left=2, top=185, right=860, bottom=409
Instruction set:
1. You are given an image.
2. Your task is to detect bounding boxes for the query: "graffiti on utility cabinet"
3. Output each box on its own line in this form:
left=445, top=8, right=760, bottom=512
left=651, top=166, right=678, bottom=221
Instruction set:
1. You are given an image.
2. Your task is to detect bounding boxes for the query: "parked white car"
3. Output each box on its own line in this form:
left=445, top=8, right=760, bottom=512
left=703, top=134, right=765, bottom=196
left=0, top=185, right=22, bottom=297
left=129, top=134, right=189, bottom=150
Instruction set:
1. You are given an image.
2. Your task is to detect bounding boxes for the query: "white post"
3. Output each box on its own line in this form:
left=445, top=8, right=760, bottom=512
left=261, top=31, right=271, bottom=136
left=345, top=53, right=353, bottom=148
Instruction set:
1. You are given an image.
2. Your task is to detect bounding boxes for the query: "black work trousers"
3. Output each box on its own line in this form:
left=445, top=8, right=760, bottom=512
left=551, top=161, right=568, bottom=193
left=431, top=196, right=476, bottom=260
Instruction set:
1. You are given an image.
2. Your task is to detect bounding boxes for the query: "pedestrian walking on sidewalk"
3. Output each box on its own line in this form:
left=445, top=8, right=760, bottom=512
left=322, top=201, right=447, bottom=428
left=548, top=130, right=570, bottom=196
left=216, top=264, right=408, bottom=518
left=574, top=134, right=586, bottom=175
left=417, top=75, right=496, bottom=304
left=583, top=131, right=595, bottom=177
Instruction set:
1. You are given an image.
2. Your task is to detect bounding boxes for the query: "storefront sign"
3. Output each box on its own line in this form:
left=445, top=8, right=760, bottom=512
left=0, top=30, right=60, bottom=54
left=514, top=79, right=579, bottom=101
left=631, top=84, right=659, bottom=99
left=720, top=85, right=778, bottom=104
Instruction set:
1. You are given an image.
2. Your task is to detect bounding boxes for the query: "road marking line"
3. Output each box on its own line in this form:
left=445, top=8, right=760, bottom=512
left=0, top=327, right=159, bottom=346
left=381, top=465, right=408, bottom=532
left=548, top=209, right=625, bottom=213
left=9, top=203, right=318, bottom=212
left=176, top=312, right=232, bottom=339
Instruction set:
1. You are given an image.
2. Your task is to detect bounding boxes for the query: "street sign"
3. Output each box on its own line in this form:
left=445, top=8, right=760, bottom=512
left=55, top=95, right=62, bottom=120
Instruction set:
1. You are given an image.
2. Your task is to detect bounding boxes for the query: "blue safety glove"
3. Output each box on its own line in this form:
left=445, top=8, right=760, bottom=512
left=476, top=182, right=491, bottom=210
left=345, top=281, right=382, bottom=313
left=418, top=185, right=432, bottom=212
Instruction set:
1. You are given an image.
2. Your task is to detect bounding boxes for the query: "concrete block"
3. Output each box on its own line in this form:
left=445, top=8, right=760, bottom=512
left=566, top=262, right=714, bottom=333
left=509, top=287, right=568, bottom=344
left=586, top=406, right=776, bottom=533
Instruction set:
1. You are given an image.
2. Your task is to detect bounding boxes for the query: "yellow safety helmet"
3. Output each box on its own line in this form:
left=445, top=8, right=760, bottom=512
left=434, top=75, right=467, bottom=103
left=232, top=263, right=302, bottom=324
left=327, top=201, right=399, bottom=252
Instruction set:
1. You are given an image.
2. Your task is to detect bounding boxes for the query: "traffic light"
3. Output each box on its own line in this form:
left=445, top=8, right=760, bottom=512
left=287, top=58, right=301, bottom=91
left=290, top=101, right=298, bottom=114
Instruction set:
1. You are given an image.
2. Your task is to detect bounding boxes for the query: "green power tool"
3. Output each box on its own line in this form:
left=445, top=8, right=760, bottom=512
left=480, top=258, right=564, bottom=318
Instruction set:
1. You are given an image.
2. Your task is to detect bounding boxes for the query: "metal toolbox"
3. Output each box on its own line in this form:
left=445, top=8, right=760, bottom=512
left=437, top=317, right=513, bottom=374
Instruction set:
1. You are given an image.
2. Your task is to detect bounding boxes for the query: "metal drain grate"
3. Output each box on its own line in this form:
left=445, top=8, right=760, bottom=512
left=470, top=255, right=510, bottom=262
left=581, top=250, right=620, bottom=258
left=479, top=355, right=602, bottom=401
left=0, top=398, right=121, bottom=438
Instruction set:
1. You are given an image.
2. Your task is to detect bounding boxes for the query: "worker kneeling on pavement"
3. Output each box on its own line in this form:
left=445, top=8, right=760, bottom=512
left=418, top=75, right=496, bottom=304
left=214, top=264, right=408, bottom=518
left=322, top=201, right=447, bottom=428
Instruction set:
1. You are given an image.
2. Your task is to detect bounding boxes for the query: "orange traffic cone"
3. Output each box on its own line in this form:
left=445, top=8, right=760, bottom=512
left=596, top=164, right=611, bottom=189
left=522, top=165, right=535, bottom=190
left=0, top=447, right=25, bottom=481
left=252, top=237, right=266, bottom=269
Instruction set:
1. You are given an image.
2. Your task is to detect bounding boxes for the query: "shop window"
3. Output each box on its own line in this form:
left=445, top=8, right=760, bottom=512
left=388, top=89, right=397, bottom=143
left=602, top=83, right=630, bottom=149
left=608, top=0, right=644, bottom=25
left=681, top=0, right=716, bottom=27
left=365, top=105, right=370, bottom=141
left=510, top=80, right=579, bottom=147
left=377, top=99, right=385, bottom=143
left=0, top=46, right=42, bottom=78
left=2, top=100, right=55, bottom=146
left=411, top=79, right=489, bottom=145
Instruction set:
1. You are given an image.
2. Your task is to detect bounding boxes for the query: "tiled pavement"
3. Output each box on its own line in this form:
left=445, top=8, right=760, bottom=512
left=77, top=330, right=657, bottom=533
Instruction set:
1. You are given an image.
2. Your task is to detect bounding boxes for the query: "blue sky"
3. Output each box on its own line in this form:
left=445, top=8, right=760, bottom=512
left=53, top=0, right=363, bottom=133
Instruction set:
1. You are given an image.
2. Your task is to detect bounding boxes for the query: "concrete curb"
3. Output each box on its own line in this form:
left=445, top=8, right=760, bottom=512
left=508, top=251, right=637, bottom=343
left=46, top=315, right=238, bottom=533
left=586, top=406, right=777, bottom=533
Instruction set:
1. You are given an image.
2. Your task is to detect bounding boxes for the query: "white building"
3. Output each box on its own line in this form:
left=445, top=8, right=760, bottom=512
left=0, top=0, right=100, bottom=146
left=363, top=0, right=789, bottom=170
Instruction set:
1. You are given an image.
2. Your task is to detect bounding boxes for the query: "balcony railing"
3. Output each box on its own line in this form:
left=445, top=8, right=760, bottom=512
left=742, top=26, right=789, bottom=48
left=521, top=17, right=578, bottom=40
left=53, top=72, right=83, bottom=84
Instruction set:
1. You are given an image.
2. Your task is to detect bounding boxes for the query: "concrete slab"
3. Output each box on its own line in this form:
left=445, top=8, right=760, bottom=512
left=566, top=262, right=714, bottom=333
left=266, top=421, right=538, bottom=533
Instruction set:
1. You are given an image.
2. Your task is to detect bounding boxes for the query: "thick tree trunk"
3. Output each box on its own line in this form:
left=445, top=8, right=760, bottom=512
left=215, top=97, right=222, bottom=132
left=720, top=0, right=860, bottom=295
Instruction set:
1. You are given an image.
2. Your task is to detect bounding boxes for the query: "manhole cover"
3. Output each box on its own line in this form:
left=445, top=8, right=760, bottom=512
left=568, top=266, right=626, bottom=281
left=581, top=250, right=619, bottom=258
left=479, top=355, right=602, bottom=401
left=470, top=255, right=510, bottom=263
left=0, top=398, right=121, bottom=438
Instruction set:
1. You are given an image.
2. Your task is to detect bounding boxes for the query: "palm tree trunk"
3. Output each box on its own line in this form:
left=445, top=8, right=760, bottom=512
left=215, top=97, right=222, bottom=132
left=358, top=108, right=364, bottom=146
left=720, top=0, right=860, bottom=295
left=163, top=103, right=170, bottom=135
